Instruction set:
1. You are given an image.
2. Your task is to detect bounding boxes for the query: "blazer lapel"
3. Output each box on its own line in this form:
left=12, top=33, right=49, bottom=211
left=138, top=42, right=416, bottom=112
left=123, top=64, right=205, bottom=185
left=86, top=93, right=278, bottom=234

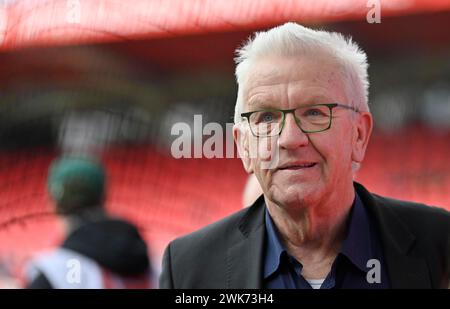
left=355, top=182, right=432, bottom=288
left=226, top=196, right=266, bottom=288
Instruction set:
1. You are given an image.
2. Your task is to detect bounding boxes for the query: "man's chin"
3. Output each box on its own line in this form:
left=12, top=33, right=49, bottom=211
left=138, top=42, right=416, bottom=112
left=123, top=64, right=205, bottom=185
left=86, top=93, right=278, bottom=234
left=270, top=186, right=321, bottom=209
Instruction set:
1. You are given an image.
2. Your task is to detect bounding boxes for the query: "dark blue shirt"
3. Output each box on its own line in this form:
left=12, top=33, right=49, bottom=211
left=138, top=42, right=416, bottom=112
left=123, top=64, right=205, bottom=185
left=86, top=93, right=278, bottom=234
left=264, top=193, right=390, bottom=289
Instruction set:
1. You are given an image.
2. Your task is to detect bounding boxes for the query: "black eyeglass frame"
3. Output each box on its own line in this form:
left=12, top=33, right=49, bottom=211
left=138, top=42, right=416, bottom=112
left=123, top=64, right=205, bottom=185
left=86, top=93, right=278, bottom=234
left=240, top=103, right=359, bottom=137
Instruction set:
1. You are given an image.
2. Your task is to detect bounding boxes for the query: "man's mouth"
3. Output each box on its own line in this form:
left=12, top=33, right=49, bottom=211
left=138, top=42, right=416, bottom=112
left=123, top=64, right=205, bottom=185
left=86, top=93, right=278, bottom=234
left=278, top=163, right=317, bottom=170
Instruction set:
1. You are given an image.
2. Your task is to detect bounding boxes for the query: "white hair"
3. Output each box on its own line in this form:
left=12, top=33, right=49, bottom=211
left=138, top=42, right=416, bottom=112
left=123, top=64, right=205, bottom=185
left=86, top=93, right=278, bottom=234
left=234, top=22, right=370, bottom=124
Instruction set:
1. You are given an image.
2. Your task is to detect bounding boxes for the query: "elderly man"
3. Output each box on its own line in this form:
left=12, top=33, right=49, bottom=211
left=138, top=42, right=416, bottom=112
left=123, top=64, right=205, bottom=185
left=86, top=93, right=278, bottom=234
left=160, top=23, right=449, bottom=289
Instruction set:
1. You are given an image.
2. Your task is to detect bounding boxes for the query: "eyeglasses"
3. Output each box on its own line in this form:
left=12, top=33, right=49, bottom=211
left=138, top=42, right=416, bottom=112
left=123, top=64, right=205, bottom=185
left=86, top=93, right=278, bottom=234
left=240, top=103, right=359, bottom=137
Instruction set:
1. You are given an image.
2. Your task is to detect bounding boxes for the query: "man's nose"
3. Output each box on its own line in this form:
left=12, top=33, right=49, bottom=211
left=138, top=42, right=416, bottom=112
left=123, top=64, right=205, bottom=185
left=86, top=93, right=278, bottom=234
left=278, top=113, right=309, bottom=149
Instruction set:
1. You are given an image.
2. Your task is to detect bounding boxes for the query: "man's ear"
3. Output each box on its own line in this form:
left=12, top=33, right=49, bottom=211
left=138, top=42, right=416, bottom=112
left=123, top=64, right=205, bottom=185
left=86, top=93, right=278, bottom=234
left=233, top=124, right=253, bottom=173
left=351, top=111, right=373, bottom=164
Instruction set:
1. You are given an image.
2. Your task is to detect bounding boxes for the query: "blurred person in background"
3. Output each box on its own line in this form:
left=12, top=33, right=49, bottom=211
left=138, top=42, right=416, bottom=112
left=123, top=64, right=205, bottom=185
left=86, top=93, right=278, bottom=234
left=26, top=157, right=153, bottom=288
left=160, top=22, right=450, bottom=289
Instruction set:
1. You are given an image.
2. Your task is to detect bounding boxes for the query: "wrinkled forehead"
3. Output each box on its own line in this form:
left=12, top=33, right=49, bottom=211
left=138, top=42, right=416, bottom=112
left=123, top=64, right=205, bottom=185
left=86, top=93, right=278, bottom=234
left=242, top=55, right=349, bottom=108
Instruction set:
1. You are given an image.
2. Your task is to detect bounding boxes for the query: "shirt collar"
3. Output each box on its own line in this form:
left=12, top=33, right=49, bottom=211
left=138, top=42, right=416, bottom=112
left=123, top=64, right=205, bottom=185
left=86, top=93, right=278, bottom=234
left=263, top=192, right=373, bottom=279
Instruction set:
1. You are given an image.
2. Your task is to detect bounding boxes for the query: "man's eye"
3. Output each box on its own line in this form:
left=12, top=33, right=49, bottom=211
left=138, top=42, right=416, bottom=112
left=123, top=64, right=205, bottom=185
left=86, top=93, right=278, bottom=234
left=260, top=112, right=274, bottom=122
left=304, top=108, right=325, bottom=117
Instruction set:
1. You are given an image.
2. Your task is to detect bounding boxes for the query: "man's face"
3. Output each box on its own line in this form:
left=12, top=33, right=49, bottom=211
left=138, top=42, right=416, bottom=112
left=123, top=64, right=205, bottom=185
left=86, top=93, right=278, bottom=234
left=236, top=55, right=368, bottom=210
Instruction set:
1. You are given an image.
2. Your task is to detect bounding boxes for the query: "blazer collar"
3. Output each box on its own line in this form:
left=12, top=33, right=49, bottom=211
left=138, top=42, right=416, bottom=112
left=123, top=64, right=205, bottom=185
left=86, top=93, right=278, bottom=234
left=226, top=195, right=266, bottom=288
left=354, top=182, right=431, bottom=288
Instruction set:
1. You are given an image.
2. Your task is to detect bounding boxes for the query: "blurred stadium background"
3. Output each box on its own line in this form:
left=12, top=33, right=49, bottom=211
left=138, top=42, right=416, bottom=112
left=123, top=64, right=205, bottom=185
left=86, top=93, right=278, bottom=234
left=0, top=0, right=449, bottom=286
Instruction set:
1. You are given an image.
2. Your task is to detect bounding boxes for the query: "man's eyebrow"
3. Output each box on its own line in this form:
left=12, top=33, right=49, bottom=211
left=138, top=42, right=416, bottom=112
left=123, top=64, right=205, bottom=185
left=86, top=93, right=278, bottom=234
left=247, top=94, right=335, bottom=109
left=247, top=100, right=277, bottom=110
left=292, top=94, right=335, bottom=104
left=247, top=95, right=275, bottom=108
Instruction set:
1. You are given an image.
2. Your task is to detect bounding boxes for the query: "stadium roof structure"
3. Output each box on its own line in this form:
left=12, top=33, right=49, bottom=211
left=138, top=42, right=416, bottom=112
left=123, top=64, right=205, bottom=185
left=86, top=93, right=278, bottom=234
left=1, top=0, right=450, bottom=51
